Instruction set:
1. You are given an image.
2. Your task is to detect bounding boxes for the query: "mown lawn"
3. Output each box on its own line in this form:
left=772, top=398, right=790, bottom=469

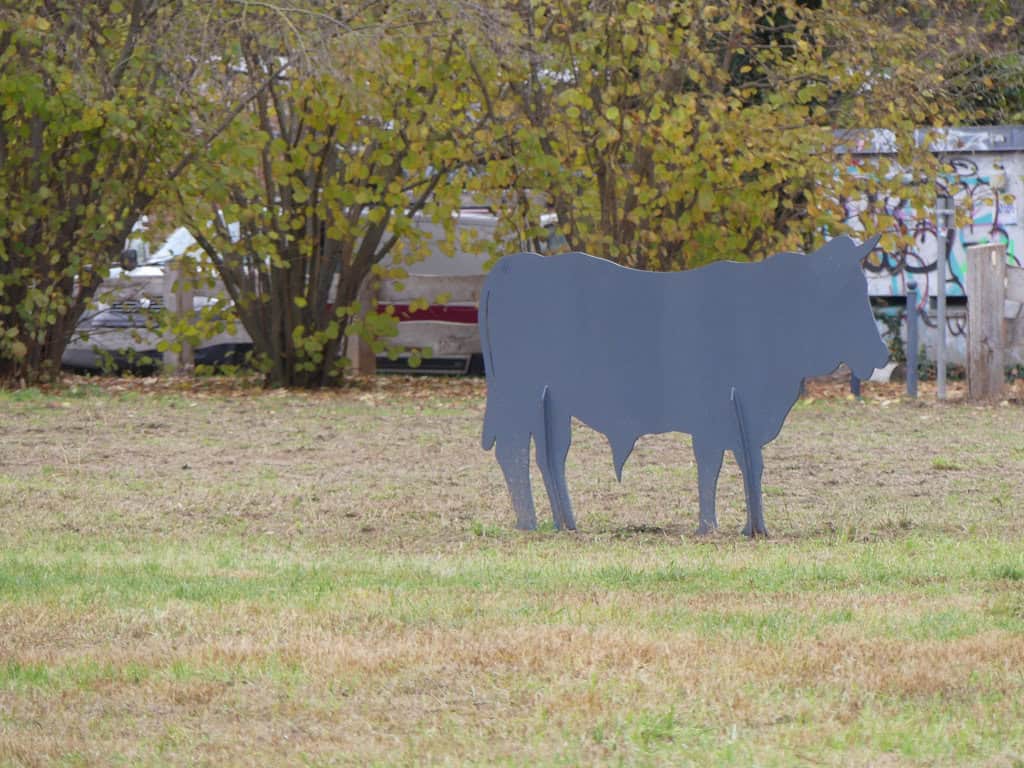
left=1, top=377, right=1023, bottom=767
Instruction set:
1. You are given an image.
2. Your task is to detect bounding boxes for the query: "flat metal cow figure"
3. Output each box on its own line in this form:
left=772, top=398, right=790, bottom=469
left=480, top=235, right=888, bottom=537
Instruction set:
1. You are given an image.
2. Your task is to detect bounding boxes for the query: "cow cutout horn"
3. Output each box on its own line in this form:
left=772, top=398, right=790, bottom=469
left=860, top=234, right=882, bottom=258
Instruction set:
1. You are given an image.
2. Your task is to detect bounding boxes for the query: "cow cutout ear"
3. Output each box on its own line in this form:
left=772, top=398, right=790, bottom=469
left=815, top=234, right=879, bottom=269
left=810, top=236, right=853, bottom=268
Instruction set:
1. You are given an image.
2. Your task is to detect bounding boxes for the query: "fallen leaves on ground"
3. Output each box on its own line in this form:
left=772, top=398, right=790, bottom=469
left=20, top=370, right=1024, bottom=408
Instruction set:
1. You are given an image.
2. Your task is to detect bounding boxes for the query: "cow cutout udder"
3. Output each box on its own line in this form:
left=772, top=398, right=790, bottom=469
left=480, top=236, right=889, bottom=537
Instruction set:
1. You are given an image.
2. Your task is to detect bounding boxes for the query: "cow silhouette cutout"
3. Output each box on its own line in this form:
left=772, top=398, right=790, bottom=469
left=480, top=235, right=888, bottom=536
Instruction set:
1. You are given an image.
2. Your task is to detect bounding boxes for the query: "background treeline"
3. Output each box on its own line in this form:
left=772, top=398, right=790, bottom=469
left=2, top=0, right=1021, bottom=387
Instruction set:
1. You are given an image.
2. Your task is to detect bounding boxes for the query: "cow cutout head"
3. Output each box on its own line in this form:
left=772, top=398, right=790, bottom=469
left=812, top=235, right=889, bottom=379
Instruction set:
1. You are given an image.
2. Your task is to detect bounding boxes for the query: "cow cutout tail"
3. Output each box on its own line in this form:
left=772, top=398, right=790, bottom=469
left=480, top=284, right=497, bottom=451
left=482, top=415, right=497, bottom=451
left=481, top=285, right=495, bottom=380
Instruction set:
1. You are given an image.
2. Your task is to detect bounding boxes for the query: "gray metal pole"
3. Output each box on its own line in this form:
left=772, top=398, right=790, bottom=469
left=936, top=194, right=952, bottom=400
left=906, top=279, right=918, bottom=398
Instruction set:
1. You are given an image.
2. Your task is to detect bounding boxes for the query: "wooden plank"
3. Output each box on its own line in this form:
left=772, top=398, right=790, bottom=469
left=392, top=321, right=481, bottom=356
left=966, top=243, right=1006, bottom=401
left=349, top=278, right=377, bottom=375
left=379, top=274, right=484, bottom=304
left=162, top=258, right=195, bottom=373
left=1006, top=265, right=1024, bottom=304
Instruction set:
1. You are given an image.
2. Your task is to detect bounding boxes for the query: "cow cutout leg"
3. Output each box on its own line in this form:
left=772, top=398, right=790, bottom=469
left=496, top=434, right=537, bottom=531
left=536, top=387, right=576, bottom=531
left=692, top=437, right=724, bottom=535
left=730, top=387, right=768, bottom=537
left=733, top=445, right=768, bottom=538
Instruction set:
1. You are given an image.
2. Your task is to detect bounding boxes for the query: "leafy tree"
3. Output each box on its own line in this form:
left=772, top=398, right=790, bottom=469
left=481, top=0, right=1011, bottom=269
left=943, top=0, right=1024, bottom=124
left=180, top=2, right=503, bottom=387
left=0, top=0, right=298, bottom=385
left=4, top=0, right=1014, bottom=388
left=0, top=2, right=191, bottom=382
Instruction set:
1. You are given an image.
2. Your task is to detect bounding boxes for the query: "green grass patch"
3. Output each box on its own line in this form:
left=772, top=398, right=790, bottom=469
left=1, top=379, right=1023, bottom=765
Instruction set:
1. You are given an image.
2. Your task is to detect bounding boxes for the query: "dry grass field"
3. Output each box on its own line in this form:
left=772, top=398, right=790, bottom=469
left=1, top=375, right=1023, bottom=767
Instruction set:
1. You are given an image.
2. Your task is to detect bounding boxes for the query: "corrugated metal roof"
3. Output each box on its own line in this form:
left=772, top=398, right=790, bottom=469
left=840, top=126, right=1024, bottom=154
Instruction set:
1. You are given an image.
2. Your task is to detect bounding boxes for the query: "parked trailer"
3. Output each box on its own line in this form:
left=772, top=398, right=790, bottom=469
left=64, top=209, right=553, bottom=374
left=373, top=208, right=544, bottom=375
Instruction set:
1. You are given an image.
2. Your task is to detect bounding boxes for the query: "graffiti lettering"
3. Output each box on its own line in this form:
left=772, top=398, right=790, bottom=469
left=841, top=157, right=1016, bottom=314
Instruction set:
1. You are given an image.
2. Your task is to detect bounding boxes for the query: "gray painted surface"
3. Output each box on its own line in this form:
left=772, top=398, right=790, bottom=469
left=480, top=236, right=889, bottom=536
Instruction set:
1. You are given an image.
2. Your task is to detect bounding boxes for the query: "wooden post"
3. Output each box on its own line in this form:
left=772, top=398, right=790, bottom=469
left=348, top=277, right=377, bottom=376
left=966, top=243, right=1006, bottom=402
left=162, top=257, right=195, bottom=375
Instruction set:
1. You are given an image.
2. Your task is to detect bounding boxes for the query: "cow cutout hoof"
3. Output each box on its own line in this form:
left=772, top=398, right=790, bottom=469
left=742, top=524, right=770, bottom=539
left=695, top=522, right=718, bottom=536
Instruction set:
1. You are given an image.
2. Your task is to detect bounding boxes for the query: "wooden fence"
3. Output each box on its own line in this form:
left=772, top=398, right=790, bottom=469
left=965, top=243, right=1024, bottom=401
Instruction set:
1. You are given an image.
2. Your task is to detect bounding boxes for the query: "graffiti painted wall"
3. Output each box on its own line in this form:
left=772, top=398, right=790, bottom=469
left=835, top=127, right=1024, bottom=366
left=844, top=145, right=1022, bottom=301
